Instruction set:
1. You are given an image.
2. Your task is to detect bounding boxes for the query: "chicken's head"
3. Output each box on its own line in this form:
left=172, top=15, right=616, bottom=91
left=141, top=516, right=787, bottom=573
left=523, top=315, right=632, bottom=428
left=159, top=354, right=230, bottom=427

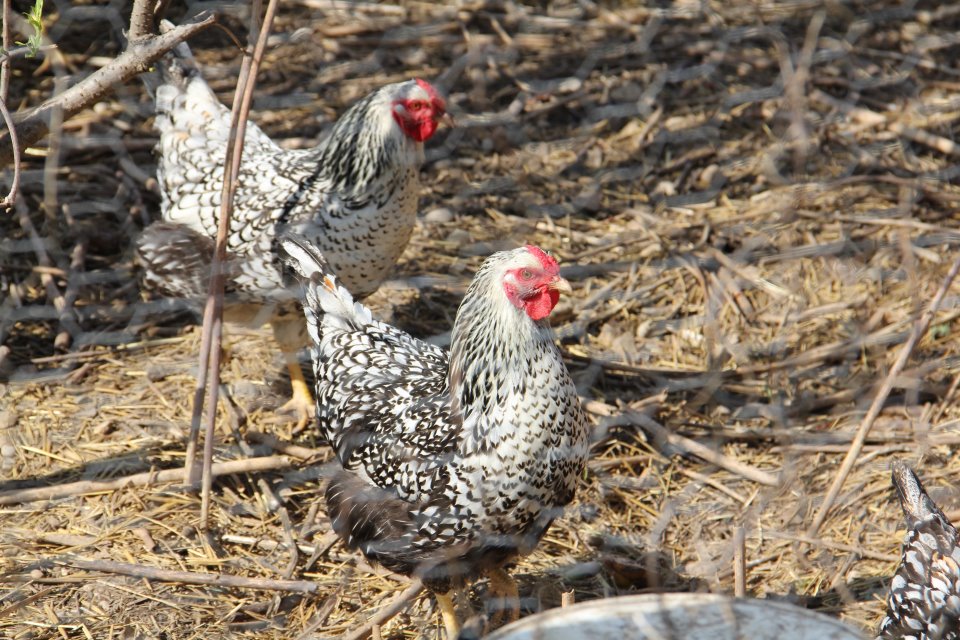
left=391, top=78, right=449, bottom=142
left=501, top=245, right=571, bottom=321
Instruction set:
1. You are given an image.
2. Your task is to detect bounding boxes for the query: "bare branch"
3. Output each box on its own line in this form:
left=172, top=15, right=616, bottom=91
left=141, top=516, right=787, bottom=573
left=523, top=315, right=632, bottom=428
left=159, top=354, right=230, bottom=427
left=806, top=255, right=960, bottom=536
left=57, top=557, right=319, bottom=594
left=0, top=96, right=19, bottom=208
left=340, top=580, right=425, bottom=640
left=1, top=0, right=10, bottom=100
left=0, top=455, right=295, bottom=506
left=0, top=11, right=216, bottom=166
left=187, top=0, right=280, bottom=530
left=127, top=0, right=157, bottom=43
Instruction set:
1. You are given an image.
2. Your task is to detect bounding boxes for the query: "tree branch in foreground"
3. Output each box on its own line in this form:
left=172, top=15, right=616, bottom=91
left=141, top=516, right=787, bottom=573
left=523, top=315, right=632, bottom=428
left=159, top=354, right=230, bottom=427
left=0, top=11, right=216, bottom=166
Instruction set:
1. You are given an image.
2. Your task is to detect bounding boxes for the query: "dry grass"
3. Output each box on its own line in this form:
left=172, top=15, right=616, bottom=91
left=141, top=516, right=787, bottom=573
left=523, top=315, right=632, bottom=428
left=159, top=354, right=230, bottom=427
left=3, top=0, right=960, bottom=638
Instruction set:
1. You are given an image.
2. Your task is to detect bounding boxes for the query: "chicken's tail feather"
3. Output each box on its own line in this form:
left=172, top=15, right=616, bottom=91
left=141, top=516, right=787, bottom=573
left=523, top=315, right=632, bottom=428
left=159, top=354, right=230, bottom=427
left=141, top=19, right=201, bottom=99
left=892, top=460, right=946, bottom=527
left=278, top=234, right=372, bottom=334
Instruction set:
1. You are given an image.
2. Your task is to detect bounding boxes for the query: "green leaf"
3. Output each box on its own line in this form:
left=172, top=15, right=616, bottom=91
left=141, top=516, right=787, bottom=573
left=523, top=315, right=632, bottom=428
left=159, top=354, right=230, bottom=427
left=15, top=0, right=44, bottom=57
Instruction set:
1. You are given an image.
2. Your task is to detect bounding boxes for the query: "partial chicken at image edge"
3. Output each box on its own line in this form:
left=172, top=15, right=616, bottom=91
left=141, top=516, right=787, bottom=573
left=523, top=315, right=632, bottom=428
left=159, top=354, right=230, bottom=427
left=279, top=234, right=588, bottom=639
left=135, top=23, right=449, bottom=429
left=877, top=461, right=960, bottom=640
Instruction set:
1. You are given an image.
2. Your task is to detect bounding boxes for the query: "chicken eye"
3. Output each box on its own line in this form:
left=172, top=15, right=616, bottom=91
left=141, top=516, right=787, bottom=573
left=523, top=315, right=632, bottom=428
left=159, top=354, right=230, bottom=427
left=408, top=100, right=423, bottom=111
left=520, top=269, right=533, bottom=280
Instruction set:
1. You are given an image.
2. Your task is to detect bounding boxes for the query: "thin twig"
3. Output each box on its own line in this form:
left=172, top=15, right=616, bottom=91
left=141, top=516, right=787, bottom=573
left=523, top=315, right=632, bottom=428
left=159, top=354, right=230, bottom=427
left=765, top=531, right=899, bottom=563
left=57, top=557, right=318, bottom=593
left=589, top=402, right=779, bottom=486
left=0, top=0, right=9, bottom=101
left=54, top=241, right=87, bottom=350
left=192, top=0, right=281, bottom=530
left=0, top=0, right=15, bottom=208
left=0, top=96, right=19, bottom=207
left=14, top=198, right=65, bottom=313
left=340, top=580, right=425, bottom=640
left=807, top=255, right=960, bottom=536
left=733, top=526, right=746, bottom=597
left=0, top=455, right=294, bottom=505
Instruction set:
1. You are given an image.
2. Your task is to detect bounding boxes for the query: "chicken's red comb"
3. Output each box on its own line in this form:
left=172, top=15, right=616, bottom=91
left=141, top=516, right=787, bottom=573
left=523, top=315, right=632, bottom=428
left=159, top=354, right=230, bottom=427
left=524, top=245, right=559, bottom=272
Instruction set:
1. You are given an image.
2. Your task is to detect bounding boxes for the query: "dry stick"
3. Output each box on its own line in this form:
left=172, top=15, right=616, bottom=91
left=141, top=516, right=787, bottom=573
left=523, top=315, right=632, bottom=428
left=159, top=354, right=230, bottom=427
left=0, top=0, right=13, bottom=199
left=783, top=10, right=825, bottom=177
left=766, top=531, right=899, bottom=563
left=341, top=580, right=425, bottom=640
left=0, top=96, right=19, bottom=207
left=189, top=0, right=280, bottom=529
left=561, top=591, right=575, bottom=607
left=14, top=198, right=65, bottom=314
left=222, top=390, right=299, bottom=579
left=245, top=431, right=328, bottom=461
left=28, top=336, right=186, bottom=364
left=807, top=255, right=960, bottom=537
left=0, top=13, right=215, bottom=166
left=623, top=410, right=779, bottom=486
left=0, top=0, right=13, bottom=207
left=733, top=526, right=746, bottom=597
left=0, top=0, right=8, bottom=100
left=0, top=585, right=61, bottom=620
left=0, top=455, right=294, bottom=506
left=57, top=557, right=318, bottom=594
left=127, top=0, right=156, bottom=43
left=55, top=241, right=87, bottom=350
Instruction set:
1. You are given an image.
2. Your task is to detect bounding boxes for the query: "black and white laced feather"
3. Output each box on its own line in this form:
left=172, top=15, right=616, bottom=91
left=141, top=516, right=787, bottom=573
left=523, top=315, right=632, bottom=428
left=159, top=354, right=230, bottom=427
left=279, top=234, right=588, bottom=591
left=877, top=461, right=960, bottom=640
left=137, top=32, right=441, bottom=303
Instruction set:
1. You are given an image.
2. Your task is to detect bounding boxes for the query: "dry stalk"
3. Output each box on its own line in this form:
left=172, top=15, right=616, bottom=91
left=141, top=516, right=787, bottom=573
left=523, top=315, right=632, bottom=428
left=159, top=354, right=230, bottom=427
left=57, top=557, right=318, bottom=593
left=0, top=95, right=19, bottom=207
left=340, top=580, right=425, bottom=640
left=733, top=526, right=746, bottom=597
left=0, top=455, right=294, bottom=505
left=0, top=0, right=15, bottom=208
left=186, top=0, right=282, bottom=531
left=807, top=255, right=960, bottom=536
left=588, top=402, right=779, bottom=486
left=766, top=531, right=898, bottom=563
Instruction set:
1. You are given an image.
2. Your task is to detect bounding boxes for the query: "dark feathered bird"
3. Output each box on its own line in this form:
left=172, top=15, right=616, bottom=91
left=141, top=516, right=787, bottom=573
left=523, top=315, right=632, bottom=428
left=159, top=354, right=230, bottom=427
left=279, top=234, right=588, bottom=638
left=877, top=461, right=960, bottom=640
left=136, top=31, right=448, bottom=426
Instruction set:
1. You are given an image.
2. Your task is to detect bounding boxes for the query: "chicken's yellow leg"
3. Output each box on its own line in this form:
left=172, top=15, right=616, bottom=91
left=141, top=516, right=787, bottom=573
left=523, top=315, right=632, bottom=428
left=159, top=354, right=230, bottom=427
left=486, top=567, right=520, bottom=628
left=435, top=591, right=461, bottom=640
left=271, top=317, right=315, bottom=431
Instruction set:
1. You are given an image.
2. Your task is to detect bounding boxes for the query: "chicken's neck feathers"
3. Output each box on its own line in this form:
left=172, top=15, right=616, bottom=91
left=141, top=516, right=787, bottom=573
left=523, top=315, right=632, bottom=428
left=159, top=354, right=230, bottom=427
left=448, top=266, right=565, bottom=452
left=301, top=89, right=423, bottom=205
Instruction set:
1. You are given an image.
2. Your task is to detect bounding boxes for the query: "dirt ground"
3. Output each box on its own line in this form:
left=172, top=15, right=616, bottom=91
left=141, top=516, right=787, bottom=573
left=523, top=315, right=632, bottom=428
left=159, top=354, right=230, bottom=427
left=3, top=0, right=960, bottom=638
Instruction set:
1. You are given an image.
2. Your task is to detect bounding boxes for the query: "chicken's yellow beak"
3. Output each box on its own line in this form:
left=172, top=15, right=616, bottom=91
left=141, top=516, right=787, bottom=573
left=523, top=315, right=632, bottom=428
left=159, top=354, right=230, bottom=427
left=548, top=276, right=572, bottom=295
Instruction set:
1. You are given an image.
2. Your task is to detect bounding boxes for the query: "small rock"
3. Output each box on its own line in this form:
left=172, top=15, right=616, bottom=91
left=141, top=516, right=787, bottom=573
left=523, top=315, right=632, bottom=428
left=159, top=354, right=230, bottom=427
left=610, top=81, right=643, bottom=102
left=423, top=207, right=453, bottom=224
left=0, top=410, right=17, bottom=430
left=446, top=229, right=471, bottom=245
left=1, top=444, right=15, bottom=458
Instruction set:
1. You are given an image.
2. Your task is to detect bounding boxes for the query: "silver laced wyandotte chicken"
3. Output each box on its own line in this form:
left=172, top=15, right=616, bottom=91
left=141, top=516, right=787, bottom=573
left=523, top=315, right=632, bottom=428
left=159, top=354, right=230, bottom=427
left=877, top=461, right=960, bottom=640
left=136, top=31, right=449, bottom=427
left=279, top=234, right=589, bottom=638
